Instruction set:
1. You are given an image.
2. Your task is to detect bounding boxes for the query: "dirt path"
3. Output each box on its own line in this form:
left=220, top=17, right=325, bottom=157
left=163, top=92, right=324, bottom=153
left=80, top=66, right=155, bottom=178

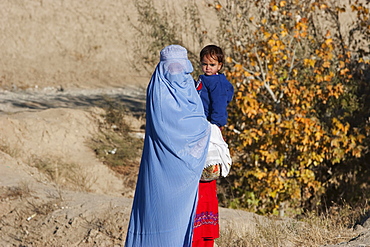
left=0, top=86, right=147, bottom=115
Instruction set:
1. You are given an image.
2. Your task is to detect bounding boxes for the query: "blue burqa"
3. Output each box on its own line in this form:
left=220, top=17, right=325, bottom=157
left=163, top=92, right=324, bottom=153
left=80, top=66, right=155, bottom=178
left=125, top=45, right=211, bottom=247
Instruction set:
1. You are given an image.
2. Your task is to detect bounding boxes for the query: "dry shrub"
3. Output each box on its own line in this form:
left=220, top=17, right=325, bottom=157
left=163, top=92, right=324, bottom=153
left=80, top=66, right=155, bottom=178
left=89, top=97, right=144, bottom=191
left=0, top=182, right=32, bottom=201
left=28, top=155, right=96, bottom=192
left=217, top=218, right=292, bottom=247
left=130, top=0, right=212, bottom=77
left=216, top=203, right=368, bottom=247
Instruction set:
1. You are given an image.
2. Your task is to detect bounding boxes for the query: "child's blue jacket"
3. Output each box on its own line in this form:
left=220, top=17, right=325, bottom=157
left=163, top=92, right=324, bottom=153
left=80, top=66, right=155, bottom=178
left=196, top=73, right=234, bottom=127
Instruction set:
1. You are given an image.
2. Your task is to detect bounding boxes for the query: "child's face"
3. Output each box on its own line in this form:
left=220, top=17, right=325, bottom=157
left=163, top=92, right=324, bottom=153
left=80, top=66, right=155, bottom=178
left=201, top=55, right=222, bottom=76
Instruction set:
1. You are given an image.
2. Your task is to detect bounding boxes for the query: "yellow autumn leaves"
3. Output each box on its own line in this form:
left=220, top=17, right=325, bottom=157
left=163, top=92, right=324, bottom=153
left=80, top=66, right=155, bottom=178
left=220, top=0, right=368, bottom=213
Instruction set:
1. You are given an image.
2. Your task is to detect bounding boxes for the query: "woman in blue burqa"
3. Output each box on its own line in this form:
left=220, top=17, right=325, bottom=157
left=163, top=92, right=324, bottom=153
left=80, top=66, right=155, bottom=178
left=125, top=45, right=211, bottom=247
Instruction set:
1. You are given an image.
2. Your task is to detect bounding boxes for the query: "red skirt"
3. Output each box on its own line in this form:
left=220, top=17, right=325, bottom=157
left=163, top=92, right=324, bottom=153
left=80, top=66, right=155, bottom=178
left=192, top=180, right=219, bottom=244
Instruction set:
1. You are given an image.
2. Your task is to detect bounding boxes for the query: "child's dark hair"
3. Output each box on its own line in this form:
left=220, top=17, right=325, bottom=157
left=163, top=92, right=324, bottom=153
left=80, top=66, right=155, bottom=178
left=200, top=45, right=224, bottom=66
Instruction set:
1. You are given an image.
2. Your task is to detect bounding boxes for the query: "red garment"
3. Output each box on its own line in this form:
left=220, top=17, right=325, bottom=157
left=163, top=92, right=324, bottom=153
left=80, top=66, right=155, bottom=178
left=192, top=180, right=219, bottom=246
left=192, top=238, right=215, bottom=247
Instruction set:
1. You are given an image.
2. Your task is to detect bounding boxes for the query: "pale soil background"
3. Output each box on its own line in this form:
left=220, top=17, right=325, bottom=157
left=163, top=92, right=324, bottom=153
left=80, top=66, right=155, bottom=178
left=0, top=0, right=369, bottom=246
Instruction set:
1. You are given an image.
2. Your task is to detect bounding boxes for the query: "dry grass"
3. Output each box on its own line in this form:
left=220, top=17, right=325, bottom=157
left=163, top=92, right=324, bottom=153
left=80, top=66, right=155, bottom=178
left=0, top=138, right=20, bottom=158
left=89, top=98, right=144, bottom=191
left=0, top=182, right=32, bottom=201
left=28, top=155, right=96, bottom=192
left=216, top=203, right=369, bottom=247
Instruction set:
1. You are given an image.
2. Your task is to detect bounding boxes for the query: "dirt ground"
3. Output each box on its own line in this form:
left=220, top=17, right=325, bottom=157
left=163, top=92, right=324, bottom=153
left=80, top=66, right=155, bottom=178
left=0, top=0, right=369, bottom=246
left=1, top=84, right=370, bottom=247
left=0, top=86, right=275, bottom=247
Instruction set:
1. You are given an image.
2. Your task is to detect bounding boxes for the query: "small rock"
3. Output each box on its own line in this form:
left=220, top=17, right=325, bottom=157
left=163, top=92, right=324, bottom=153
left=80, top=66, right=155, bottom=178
left=363, top=217, right=370, bottom=229
left=354, top=224, right=364, bottom=231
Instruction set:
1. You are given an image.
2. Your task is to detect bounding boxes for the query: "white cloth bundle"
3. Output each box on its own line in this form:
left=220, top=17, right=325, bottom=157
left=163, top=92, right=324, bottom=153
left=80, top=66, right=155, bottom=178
left=205, top=124, right=232, bottom=177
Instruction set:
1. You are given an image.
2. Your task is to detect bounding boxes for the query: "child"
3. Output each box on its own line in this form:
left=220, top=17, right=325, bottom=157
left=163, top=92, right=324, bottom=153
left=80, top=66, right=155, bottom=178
left=192, top=45, right=234, bottom=247
left=195, top=45, right=234, bottom=128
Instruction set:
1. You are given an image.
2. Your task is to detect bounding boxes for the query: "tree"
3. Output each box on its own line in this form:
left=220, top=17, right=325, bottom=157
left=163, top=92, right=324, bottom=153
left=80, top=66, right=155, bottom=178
left=132, top=0, right=370, bottom=214
left=212, top=0, right=369, bottom=214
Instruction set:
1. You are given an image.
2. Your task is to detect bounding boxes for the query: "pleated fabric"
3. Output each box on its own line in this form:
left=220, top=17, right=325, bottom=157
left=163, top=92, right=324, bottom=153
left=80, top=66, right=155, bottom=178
left=125, top=45, right=211, bottom=247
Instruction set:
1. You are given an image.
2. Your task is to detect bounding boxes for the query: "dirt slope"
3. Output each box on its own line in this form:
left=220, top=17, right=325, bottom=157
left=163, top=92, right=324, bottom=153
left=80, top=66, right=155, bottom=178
left=0, top=87, right=273, bottom=246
